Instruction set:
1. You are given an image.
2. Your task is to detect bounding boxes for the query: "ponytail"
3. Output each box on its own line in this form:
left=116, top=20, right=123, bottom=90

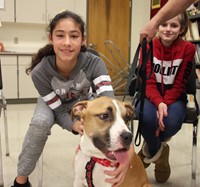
left=26, top=44, right=54, bottom=75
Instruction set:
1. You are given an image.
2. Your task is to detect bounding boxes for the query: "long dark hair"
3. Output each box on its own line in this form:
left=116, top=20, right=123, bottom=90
left=179, top=11, right=189, bottom=37
left=26, top=10, right=86, bottom=74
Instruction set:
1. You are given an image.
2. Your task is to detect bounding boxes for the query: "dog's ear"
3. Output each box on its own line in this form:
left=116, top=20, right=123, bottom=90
left=71, top=100, right=88, bottom=120
left=123, top=102, right=134, bottom=119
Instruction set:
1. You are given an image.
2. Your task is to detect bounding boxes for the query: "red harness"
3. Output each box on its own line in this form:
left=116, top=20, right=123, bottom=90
left=77, top=144, right=119, bottom=187
left=85, top=157, right=119, bottom=187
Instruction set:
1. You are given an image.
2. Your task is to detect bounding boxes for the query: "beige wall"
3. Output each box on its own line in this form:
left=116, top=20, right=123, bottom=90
left=0, top=23, right=47, bottom=52
left=0, top=0, right=150, bottom=57
left=130, top=0, right=150, bottom=62
left=0, top=0, right=87, bottom=53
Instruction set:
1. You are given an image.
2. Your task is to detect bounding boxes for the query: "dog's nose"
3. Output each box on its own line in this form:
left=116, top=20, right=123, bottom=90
left=120, top=131, right=133, bottom=146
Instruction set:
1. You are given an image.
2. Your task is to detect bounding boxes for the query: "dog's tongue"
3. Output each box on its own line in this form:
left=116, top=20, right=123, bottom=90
left=114, top=150, right=128, bottom=164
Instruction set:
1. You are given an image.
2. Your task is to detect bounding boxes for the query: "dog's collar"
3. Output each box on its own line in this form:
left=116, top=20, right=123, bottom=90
left=77, top=144, right=119, bottom=168
left=91, top=157, right=119, bottom=167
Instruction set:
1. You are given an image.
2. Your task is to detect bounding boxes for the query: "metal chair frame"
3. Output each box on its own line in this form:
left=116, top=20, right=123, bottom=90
left=184, top=64, right=199, bottom=187
left=98, top=40, right=131, bottom=94
left=0, top=60, right=10, bottom=186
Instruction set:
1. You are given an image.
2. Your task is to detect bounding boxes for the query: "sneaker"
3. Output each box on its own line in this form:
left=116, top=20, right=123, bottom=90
left=11, top=178, right=32, bottom=187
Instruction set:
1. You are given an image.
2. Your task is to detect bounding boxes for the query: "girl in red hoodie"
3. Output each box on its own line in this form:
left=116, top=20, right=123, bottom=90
left=136, top=11, right=196, bottom=183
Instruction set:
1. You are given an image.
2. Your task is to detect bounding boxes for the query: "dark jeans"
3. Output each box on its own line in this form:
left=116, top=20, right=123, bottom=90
left=136, top=99, right=187, bottom=156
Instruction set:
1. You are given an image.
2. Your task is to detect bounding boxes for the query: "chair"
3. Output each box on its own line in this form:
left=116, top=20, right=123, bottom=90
left=126, top=63, right=199, bottom=187
left=86, top=47, right=100, bottom=57
left=99, top=40, right=130, bottom=94
left=184, top=63, right=199, bottom=187
left=0, top=59, right=10, bottom=186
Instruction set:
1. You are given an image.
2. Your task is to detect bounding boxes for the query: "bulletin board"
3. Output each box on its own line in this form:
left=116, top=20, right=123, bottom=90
left=151, top=0, right=168, bottom=18
left=152, top=0, right=161, bottom=9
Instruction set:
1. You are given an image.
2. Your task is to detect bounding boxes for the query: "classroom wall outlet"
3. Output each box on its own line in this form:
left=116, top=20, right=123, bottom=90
left=14, top=37, right=19, bottom=44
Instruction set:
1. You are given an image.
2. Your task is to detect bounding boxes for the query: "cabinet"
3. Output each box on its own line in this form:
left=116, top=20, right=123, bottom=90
left=0, top=55, right=18, bottom=99
left=0, top=0, right=15, bottom=22
left=0, top=0, right=80, bottom=24
left=15, top=0, right=46, bottom=24
left=18, top=56, right=39, bottom=98
left=0, top=54, right=38, bottom=100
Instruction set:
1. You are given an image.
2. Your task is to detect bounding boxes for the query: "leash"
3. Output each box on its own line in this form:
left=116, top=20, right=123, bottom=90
left=134, top=39, right=153, bottom=146
left=124, top=39, right=153, bottom=146
left=124, top=43, right=141, bottom=96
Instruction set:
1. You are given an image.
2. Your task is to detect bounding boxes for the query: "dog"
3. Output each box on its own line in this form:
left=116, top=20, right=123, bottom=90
left=72, top=96, right=151, bottom=187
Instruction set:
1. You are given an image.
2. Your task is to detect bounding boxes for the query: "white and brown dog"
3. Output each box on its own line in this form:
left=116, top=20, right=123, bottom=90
left=72, top=96, right=151, bottom=187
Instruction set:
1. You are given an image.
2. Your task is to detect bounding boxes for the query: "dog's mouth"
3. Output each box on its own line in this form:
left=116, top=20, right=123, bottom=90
left=92, top=132, right=131, bottom=164
left=105, top=148, right=129, bottom=164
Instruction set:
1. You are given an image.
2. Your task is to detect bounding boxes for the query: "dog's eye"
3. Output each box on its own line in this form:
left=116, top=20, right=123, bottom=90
left=97, top=113, right=109, bottom=120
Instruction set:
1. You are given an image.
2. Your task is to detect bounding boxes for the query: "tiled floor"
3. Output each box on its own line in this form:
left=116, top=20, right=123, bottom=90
left=0, top=99, right=200, bottom=187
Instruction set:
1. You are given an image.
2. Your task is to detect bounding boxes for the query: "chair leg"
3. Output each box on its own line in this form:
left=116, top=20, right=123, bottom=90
left=2, top=104, right=9, bottom=157
left=191, top=119, right=198, bottom=187
left=0, top=134, right=4, bottom=187
left=38, top=152, right=43, bottom=187
left=1, top=94, right=9, bottom=157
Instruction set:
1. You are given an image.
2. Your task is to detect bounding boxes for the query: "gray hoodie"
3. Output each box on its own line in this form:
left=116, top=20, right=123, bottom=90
left=31, top=51, right=114, bottom=131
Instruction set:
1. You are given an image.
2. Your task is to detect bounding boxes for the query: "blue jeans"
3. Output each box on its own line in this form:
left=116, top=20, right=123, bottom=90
left=136, top=99, right=187, bottom=156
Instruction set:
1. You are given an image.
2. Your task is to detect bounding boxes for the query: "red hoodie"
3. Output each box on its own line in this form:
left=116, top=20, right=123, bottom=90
left=142, top=37, right=196, bottom=108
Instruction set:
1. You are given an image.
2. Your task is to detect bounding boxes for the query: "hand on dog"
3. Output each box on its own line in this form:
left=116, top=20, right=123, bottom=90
left=72, top=119, right=84, bottom=136
left=104, top=145, right=134, bottom=187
